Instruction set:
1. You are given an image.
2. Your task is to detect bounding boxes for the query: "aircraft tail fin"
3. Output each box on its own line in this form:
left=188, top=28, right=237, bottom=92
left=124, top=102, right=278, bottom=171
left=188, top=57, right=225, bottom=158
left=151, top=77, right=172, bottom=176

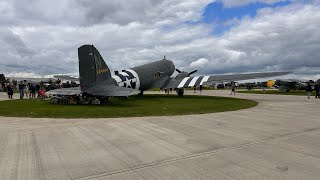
left=78, top=45, right=112, bottom=91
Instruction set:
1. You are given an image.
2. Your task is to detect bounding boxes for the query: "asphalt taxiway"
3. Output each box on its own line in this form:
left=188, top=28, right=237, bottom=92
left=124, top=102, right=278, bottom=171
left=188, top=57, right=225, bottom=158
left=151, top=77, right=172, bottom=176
left=0, top=90, right=319, bottom=180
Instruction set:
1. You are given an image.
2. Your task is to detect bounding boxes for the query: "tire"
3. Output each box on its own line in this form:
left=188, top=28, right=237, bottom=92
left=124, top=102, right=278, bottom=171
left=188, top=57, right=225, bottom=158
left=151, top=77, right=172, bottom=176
left=177, top=89, right=184, bottom=96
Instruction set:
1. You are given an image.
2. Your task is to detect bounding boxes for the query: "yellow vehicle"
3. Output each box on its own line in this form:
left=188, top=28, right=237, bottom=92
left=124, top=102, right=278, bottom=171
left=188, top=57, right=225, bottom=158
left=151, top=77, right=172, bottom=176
left=267, top=80, right=276, bottom=87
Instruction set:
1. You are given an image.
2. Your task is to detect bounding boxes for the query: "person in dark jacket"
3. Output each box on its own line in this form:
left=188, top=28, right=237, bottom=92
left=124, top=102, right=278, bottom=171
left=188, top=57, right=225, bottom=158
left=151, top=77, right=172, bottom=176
left=35, top=84, right=40, bottom=97
left=306, top=83, right=312, bottom=100
left=30, top=84, right=36, bottom=98
left=6, top=83, right=13, bottom=99
left=18, top=81, right=24, bottom=99
left=315, top=83, right=320, bottom=99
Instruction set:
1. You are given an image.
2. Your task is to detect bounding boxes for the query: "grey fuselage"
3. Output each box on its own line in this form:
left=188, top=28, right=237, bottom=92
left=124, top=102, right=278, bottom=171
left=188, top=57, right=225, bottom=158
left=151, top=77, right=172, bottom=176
left=275, top=80, right=307, bottom=92
left=111, top=59, right=175, bottom=91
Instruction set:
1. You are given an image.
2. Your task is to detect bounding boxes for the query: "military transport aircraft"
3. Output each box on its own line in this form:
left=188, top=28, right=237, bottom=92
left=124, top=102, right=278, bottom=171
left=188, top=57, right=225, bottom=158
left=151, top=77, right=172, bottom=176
left=274, top=79, right=308, bottom=92
left=47, top=45, right=290, bottom=102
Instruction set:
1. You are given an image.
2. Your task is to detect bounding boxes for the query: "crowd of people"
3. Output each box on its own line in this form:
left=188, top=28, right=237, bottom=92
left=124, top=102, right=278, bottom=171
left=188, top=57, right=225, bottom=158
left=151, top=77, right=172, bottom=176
left=4, top=80, right=45, bottom=100
left=4, top=79, right=78, bottom=100
left=17, top=80, right=40, bottom=99
left=306, top=82, right=320, bottom=100
left=161, top=85, right=204, bottom=95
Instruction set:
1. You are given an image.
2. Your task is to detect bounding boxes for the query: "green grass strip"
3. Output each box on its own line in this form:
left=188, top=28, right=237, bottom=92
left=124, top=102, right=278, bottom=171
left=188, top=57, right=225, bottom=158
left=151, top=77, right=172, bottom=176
left=0, top=95, right=257, bottom=118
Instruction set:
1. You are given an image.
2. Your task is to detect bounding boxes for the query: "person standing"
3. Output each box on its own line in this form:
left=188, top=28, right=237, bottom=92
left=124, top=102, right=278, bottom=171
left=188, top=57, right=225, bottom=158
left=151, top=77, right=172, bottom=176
left=35, top=84, right=40, bottom=97
left=18, top=81, right=24, bottom=99
left=315, top=82, right=320, bottom=99
left=306, top=82, right=312, bottom=100
left=199, top=85, right=203, bottom=94
left=28, top=83, right=33, bottom=99
left=6, top=83, right=13, bottom=99
left=230, top=81, right=236, bottom=95
left=30, top=84, right=36, bottom=98
left=23, top=80, right=29, bottom=98
left=262, top=84, right=266, bottom=94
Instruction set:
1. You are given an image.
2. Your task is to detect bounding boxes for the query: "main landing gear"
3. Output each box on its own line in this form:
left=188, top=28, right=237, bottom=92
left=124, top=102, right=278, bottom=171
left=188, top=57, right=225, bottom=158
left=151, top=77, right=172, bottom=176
left=138, top=91, right=144, bottom=96
left=176, top=88, right=184, bottom=96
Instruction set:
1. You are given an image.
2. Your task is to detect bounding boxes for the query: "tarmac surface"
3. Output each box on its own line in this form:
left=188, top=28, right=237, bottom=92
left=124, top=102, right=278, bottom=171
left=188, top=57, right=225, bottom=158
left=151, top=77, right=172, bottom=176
left=0, top=90, right=319, bottom=180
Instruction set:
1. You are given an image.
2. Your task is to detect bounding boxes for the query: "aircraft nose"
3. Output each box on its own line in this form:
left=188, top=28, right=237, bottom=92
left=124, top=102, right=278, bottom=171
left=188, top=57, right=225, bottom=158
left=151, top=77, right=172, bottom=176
left=168, top=60, right=175, bottom=75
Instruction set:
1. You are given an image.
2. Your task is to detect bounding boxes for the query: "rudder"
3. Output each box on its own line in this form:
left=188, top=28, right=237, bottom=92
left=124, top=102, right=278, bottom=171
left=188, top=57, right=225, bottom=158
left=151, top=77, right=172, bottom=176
left=78, top=45, right=111, bottom=91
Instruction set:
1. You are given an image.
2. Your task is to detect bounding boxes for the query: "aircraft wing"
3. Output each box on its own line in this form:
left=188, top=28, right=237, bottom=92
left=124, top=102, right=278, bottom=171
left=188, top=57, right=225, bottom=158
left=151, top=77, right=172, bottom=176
left=7, top=77, right=54, bottom=83
left=275, top=79, right=307, bottom=83
left=164, top=71, right=291, bottom=89
left=53, top=75, right=79, bottom=81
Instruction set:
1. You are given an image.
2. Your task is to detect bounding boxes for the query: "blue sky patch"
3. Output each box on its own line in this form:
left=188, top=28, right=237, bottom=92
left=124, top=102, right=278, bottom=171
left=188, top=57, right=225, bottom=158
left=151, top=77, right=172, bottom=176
left=202, top=1, right=292, bottom=35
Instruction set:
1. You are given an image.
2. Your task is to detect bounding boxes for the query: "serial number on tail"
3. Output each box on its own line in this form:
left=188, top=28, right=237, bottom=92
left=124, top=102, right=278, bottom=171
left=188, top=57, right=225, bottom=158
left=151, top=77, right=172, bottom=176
left=97, top=68, right=109, bottom=74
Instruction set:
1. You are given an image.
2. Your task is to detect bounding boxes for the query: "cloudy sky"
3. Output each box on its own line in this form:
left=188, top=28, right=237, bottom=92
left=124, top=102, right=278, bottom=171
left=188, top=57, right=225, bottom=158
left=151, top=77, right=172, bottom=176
left=1, top=0, right=320, bottom=80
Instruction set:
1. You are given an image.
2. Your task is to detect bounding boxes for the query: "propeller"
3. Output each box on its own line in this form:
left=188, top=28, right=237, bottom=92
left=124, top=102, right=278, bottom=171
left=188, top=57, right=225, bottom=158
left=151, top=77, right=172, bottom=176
left=175, top=69, right=198, bottom=75
left=188, top=70, right=198, bottom=75
left=175, top=69, right=182, bottom=73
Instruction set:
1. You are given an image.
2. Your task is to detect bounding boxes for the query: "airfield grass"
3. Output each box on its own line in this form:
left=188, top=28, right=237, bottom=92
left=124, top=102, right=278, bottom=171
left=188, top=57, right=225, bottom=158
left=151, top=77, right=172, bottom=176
left=0, top=94, right=257, bottom=118
left=238, top=89, right=316, bottom=96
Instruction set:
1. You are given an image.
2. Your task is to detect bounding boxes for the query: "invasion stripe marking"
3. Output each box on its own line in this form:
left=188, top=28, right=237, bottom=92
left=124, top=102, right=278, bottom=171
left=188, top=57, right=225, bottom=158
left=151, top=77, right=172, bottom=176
left=111, top=74, right=122, bottom=83
left=183, top=77, right=194, bottom=88
left=188, top=76, right=200, bottom=87
left=123, top=70, right=134, bottom=79
left=200, top=76, right=210, bottom=85
left=117, top=74, right=126, bottom=81
left=127, top=69, right=141, bottom=90
left=119, top=72, right=129, bottom=78
left=194, top=76, right=204, bottom=86
left=111, top=75, right=124, bottom=86
left=177, top=77, right=190, bottom=88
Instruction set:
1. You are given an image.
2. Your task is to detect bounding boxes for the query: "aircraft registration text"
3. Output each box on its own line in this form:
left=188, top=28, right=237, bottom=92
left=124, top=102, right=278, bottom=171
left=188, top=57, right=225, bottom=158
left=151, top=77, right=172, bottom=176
left=97, top=68, right=109, bottom=74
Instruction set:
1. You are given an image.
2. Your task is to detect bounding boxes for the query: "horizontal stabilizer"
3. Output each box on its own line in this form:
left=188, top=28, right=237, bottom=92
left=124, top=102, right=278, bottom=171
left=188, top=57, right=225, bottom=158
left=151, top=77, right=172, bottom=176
left=47, top=84, right=134, bottom=97
left=84, top=83, right=134, bottom=96
left=47, top=87, right=82, bottom=96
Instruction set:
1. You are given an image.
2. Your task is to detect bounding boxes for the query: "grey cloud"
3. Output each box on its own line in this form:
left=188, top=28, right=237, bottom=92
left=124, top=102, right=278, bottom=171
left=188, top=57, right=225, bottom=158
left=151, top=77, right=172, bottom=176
left=1, top=29, right=34, bottom=57
left=1, top=0, right=208, bottom=26
left=77, top=0, right=164, bottom=25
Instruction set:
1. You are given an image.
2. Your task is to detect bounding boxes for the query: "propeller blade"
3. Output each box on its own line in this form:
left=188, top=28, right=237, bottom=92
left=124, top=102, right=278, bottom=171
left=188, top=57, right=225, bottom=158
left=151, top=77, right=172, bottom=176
left=188, top=70, right=198, bottom=75
left=175, top=69, right=182, bottom=73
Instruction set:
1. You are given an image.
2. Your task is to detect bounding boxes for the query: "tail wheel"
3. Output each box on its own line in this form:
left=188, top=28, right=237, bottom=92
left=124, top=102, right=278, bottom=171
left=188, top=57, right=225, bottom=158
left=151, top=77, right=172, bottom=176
left=177, top=89, right=184, bottom=96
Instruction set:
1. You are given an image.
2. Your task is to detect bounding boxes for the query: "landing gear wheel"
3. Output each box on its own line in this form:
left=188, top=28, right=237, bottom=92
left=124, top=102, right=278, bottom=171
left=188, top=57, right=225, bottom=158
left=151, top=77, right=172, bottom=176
left=138, top=91, right=144, bottom=96
left=99, top=97, right=110, bottom=104
left=177, top=89, right=184, bottom=96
